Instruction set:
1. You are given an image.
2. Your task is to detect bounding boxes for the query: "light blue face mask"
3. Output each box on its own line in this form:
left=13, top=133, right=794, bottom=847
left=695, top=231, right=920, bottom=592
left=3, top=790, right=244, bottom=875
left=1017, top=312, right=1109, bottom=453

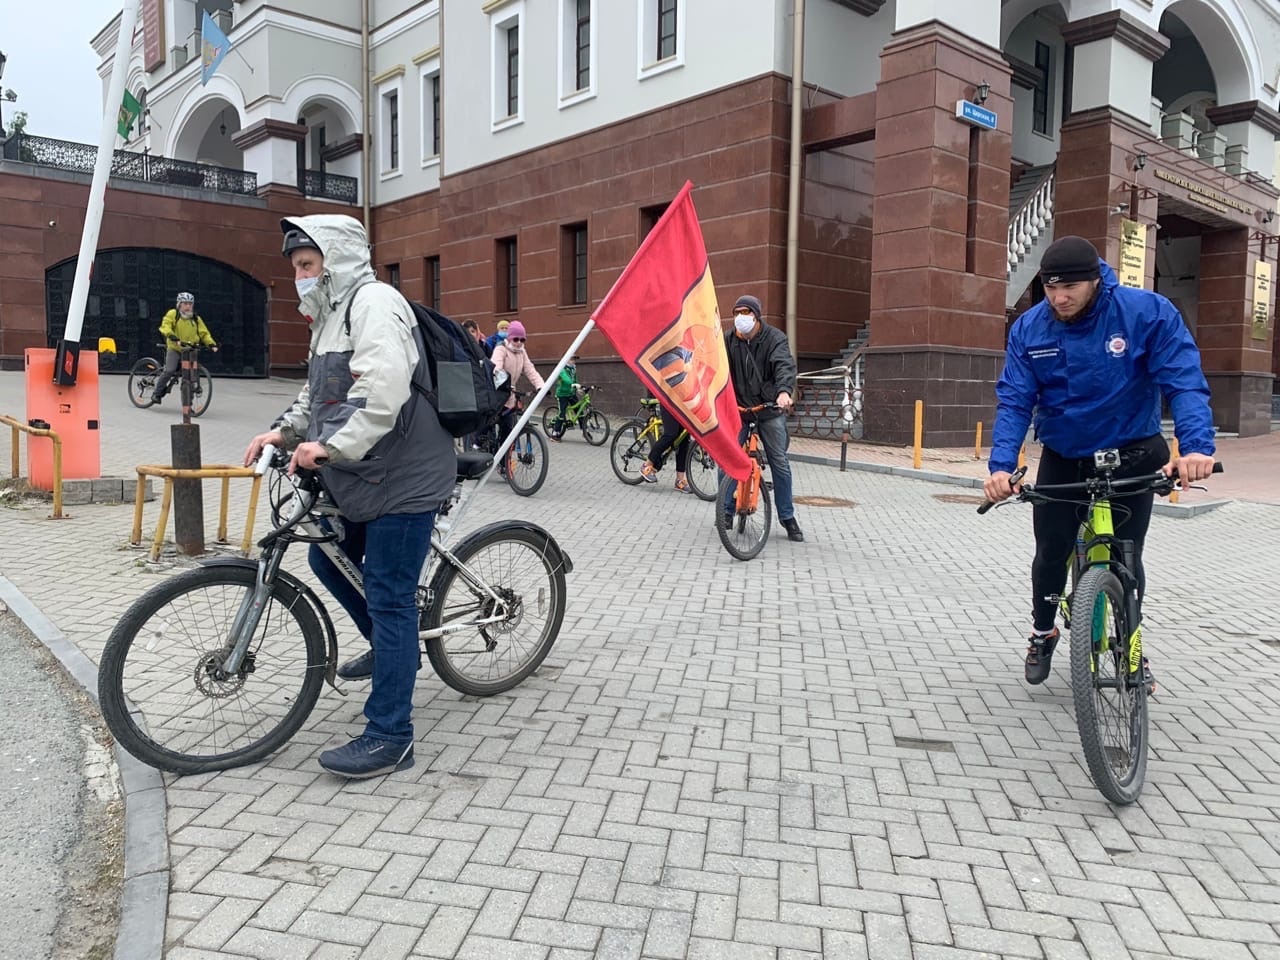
left=734, top=314, right=757, bottom=335
left=295, top=276, right=320, bottom=298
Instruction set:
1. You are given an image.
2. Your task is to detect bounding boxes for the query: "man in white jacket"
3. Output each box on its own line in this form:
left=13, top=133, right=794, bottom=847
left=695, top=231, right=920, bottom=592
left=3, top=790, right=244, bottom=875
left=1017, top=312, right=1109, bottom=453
left=244, top=214, right=456, bottom=779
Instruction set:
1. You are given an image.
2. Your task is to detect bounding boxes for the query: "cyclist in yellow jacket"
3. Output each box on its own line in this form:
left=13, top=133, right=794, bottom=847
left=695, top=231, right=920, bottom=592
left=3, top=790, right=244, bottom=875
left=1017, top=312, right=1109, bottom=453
left=153, top=292, right=218, bottom=402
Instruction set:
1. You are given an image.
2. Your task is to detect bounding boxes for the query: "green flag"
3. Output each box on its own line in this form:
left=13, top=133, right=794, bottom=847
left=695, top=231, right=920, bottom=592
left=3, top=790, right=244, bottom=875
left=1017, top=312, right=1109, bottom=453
left=117, top=90, right=142, bottom=139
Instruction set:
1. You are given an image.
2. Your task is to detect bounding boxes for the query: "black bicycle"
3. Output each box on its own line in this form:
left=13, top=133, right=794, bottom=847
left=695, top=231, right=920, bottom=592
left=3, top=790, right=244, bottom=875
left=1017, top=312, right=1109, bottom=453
left=472, top=391, right=549, bottom=497
left=128, top=342, right=213, bottom=417
left=97, top=444, right=572, bottom=774
left=979, top=453, right=1222, bottom=804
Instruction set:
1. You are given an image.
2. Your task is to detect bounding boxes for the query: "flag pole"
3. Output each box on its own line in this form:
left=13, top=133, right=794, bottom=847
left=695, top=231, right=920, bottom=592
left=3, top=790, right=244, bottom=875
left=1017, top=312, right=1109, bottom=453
left=54, top=0, right=141, bottom=385
left=449, top=319, right=597, bottom=527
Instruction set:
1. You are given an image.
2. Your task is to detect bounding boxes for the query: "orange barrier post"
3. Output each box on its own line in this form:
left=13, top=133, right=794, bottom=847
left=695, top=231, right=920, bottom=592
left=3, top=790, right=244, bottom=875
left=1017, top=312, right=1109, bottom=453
left=1169, top=438, right=1180, bottom=504
left=912, top=400, right=923, bottom=470
left=1017, top=444, right=1026, bottom=470
left=974, top=421, right=983, bottom=460
left=0, top=415, right=66, bottom=519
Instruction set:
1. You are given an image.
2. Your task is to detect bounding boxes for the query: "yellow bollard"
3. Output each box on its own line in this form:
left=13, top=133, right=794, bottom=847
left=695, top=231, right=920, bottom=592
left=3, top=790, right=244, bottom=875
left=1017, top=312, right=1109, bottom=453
left=912, top=400, right=923, bottom=470
left=974, top=421, right=983, bottom=460
left=1169, top=437, right=1180, bottom=504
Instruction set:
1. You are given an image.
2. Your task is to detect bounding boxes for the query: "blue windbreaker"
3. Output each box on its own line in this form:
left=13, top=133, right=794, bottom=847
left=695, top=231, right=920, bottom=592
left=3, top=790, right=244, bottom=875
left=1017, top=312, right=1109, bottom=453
left=989, top=260, right=1215, bottom=473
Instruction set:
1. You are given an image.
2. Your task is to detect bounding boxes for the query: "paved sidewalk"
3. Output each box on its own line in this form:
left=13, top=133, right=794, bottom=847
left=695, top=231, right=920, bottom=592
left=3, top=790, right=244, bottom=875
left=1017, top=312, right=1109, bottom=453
left=2, top=372, right=1280, bottom=959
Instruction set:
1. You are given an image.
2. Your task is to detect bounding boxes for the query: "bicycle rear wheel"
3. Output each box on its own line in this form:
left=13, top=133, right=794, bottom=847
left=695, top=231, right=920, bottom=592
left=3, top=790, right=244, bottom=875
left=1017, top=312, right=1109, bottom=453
left=1070, top=566, right=1148, bottom=804
left=609, top=418, right=652, bottom=484
left=505, top=426, right=548, bottom=496
left=128, top=358, right=159, bottom=408
left=686, top=442, right=718, bottom=501
left=190, top=366, right=213, bottom=417
left=541, top=406, right=559, bottom=435
left=97, top=565, right=327, bottom=774
left=581, top=410, right=610, bottom=446
left=715, top=474, right=772, bottom=561
left=424, top=525, right=567, bottom=696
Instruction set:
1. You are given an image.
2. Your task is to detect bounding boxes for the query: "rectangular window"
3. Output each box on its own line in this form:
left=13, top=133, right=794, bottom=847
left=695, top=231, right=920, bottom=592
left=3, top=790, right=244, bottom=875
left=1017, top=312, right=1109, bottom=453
left=497, top=237, right=518, bottom=313
left=380, top=83, right=402, bottom=174
left=389, top=91, right=400, bottom=169
left=639, top=202, right=670, bottom=241
left=419, top=57, right=441, bottom=165
left=425, top=256, right=441, bottom=311
left=657, top=0, right=677, bottom=61
left=431, top=75, right=441, bottom=156
left=561, top=222, right=588, bottom=305
left=575, top=0, right=591, bottom=90
left=316, top=124, right=327, bottom=173
left=1033, top=41, right=1051, bottom=136
left=506, top=25, right=520, bottom=117
left=387, top=263, right=401, bottom=290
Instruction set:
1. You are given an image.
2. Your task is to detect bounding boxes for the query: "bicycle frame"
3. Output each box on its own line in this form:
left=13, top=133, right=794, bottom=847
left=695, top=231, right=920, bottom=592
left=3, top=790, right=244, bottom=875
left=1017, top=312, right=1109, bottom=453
left=561, top=389, right=593, bottom=425
left=734, top=426, right=765, bottom=514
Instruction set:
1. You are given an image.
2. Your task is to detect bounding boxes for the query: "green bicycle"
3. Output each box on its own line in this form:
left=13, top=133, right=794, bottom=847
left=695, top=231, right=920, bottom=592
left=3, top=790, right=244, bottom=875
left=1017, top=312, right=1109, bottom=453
left=544, top=385, right=610, bottom=445
left=609, top=398, right=718, bottom=501
left=979, top=452, right=1222, bottom=804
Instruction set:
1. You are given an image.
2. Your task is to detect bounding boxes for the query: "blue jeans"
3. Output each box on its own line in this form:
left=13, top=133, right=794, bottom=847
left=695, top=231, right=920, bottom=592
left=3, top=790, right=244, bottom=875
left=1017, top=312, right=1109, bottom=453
left=721, top=416, right=795, bottom=521
left=309, top=511, right=434, bottom=745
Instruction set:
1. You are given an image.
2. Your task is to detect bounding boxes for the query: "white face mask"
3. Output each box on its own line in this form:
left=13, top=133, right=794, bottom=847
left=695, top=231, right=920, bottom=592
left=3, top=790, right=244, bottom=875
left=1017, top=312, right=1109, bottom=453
left=295, top=276, right=320, bottom=299
left=179, top=306, right=194, bottom=318
left=734, top=315, right=757, bottom=336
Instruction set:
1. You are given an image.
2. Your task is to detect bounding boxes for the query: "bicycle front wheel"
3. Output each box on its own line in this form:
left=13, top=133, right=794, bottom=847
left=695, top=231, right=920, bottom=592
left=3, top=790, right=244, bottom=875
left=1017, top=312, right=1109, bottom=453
left=1070, top=566, right=1148, bottom=805
left=541, top=406, right=558, bottom=435
left=98, top=565, right=327, bottom=774
left=190, top=366, right=213, bottom=417
left=127, top=358, right=159, bottom=408
left=505, top=427, right=548, bottom=497
left=581, top=410, right=610, bottom=446
left=609, top=419, right=652, bottom=484
left=425, top=525, right=567, bottom=696
left=686, top=442, right=718, bottom=501
left=716, top=474, right=772, bottom=561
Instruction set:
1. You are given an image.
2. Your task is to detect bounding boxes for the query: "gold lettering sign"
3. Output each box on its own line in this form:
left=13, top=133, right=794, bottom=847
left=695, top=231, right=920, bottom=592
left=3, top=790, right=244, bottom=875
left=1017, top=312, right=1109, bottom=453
left=1253, top=259, right=1272, bottom=342
left=1118, top=219, right=1148, bottom=288
left=1152, top=168, right=1253, bottom=216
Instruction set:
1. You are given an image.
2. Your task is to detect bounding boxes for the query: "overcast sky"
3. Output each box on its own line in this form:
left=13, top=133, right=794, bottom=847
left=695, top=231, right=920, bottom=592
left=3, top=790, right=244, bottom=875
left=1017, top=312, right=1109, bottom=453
left=3, top=0, right=126, bottom=143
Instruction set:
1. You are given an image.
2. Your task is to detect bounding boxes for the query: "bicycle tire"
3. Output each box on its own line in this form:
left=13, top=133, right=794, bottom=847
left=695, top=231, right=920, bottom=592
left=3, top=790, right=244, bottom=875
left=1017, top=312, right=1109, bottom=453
left=686, top=441, right=718, bottom=501
left=715, top=474, right=772, bottom=561
left=581, top=410, right=610, bottom=446
left=127, top=358, right=160, bottom=409
left=190, top=366, right=214, bottom=417
left=541, top=406, right=559, bottom=435
left=505, top=426, right=548, bottom=497
left=609, top=418, right=653, bottom=485
left=424, top=525, right=567, bottom=696
left=98, top=565, right=327, bottom=774
left=1070, top=566, right=1148, bottom=805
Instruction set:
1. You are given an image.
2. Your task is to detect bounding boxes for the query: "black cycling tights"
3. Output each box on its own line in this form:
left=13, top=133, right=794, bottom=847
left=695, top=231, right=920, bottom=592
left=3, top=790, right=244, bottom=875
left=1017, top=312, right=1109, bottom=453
left=1030, top=434, right=1169, bottom=632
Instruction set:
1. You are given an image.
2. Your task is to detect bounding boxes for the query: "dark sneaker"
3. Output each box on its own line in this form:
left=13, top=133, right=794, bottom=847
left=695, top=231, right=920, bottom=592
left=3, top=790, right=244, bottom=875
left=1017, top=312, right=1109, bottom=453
left=1024, top=628, right=1059, bottom=685
left=1142, top=657, right=1157, bottom=697
left=337, top=649, right=374, bottom=680
left=782, top=517, right=804, bottom=542
left=319, top=736, right=414, bottom=779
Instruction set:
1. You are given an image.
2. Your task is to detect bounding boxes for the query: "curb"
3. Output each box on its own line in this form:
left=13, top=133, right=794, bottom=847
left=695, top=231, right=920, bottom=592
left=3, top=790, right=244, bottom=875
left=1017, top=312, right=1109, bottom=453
left=790, top=452, right=1231, bottom=519
left=0, top=577, right=168, bottom=960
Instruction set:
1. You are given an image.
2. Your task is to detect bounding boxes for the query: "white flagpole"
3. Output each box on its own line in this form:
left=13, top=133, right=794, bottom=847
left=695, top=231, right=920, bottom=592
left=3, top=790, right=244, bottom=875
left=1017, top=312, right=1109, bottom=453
left=54, top=0, right=141, bottom=383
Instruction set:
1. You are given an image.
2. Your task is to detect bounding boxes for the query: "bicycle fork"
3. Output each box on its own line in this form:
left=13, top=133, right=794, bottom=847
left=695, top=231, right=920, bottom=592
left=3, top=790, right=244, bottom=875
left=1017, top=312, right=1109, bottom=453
left=218, top=549, right=288, bottom=675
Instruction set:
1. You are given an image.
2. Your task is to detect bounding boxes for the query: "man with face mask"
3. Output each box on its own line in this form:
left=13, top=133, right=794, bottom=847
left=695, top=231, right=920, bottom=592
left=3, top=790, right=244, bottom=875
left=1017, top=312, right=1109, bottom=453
left=152, top=292, right=218, bottom=403
left=983, top=235, right=1216, bottom=686
left=723, top=294, right=803, bottom=542
left=243, top=215, right=456, bottom=779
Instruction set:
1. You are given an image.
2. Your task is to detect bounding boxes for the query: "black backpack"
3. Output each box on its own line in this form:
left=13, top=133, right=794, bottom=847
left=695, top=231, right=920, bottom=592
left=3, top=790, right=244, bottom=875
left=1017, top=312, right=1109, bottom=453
left=345, top=286, right=509, bottom=437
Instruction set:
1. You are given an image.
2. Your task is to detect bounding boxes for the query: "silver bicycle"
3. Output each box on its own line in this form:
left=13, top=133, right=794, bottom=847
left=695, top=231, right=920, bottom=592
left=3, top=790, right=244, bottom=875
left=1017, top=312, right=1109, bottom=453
left=98, top=445, right=573, bottom=774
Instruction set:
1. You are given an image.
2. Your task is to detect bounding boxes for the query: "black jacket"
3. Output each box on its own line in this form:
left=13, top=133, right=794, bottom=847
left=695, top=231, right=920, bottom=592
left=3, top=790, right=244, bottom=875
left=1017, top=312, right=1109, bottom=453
left=725, top=324, right=797, bottom=421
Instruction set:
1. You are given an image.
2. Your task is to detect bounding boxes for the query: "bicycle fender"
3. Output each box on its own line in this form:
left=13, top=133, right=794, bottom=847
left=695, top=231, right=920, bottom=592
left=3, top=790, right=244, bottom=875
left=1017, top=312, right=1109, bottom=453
left=460, top=520, right=574, bottom=575
left=197, top=557, right=344, bottom=693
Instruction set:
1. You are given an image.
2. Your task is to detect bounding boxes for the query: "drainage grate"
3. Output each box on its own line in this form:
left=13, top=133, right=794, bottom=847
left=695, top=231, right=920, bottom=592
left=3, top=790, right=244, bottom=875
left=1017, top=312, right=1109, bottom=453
left=792, top=495, right=857, bottom=508
left=893, top=735, right=956, bottom=753
left=932, top=494, right=988, bottom=505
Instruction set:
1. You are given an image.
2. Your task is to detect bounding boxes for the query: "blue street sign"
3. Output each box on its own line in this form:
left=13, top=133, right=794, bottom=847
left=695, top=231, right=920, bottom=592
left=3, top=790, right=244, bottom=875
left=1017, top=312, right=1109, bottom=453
left=955, top=99, right=998, bottom=130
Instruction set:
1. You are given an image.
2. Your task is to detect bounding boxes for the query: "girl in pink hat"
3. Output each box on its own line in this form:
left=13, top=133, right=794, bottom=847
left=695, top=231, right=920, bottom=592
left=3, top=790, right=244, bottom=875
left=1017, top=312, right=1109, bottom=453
left=490, top=320, right=545, bottom=448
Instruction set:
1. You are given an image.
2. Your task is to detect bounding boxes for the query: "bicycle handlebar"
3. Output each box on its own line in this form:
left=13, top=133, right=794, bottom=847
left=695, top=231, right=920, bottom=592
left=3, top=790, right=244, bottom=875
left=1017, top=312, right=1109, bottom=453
left=976, top=462, right=1223, bottom=515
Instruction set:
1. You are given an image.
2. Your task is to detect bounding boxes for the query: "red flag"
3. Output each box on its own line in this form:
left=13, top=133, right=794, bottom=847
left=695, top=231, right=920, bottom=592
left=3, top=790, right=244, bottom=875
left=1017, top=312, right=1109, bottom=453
left=592, top=182, right=752, bottom=481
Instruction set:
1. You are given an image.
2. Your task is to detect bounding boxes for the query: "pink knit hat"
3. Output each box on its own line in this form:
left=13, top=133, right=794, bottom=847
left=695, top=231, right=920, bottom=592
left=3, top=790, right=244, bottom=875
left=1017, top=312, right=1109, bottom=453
left=506, top=320, right=527, bottom=339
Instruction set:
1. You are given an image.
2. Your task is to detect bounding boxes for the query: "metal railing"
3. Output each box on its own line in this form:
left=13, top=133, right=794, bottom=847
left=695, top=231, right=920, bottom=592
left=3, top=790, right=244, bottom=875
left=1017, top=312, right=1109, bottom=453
left=794, top=342, right=868, bottom=469
left=2, top=132, right=258, bottom=196
left=0, top=415, right=64, bottom=519
left=302, top=168, right=358, bottom=204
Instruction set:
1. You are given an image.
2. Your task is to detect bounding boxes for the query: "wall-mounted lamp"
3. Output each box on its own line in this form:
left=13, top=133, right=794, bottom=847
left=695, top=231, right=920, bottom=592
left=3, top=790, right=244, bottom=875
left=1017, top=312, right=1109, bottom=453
left=974, top=80, right=990, bottom=105
left=1111, top=203, right=1130, bottom=215
left=1133, top=151, right=1148, bottom=171
left=1264, top=209, right=1276, bottom=224
left=219, top=110, right=227, bottom=136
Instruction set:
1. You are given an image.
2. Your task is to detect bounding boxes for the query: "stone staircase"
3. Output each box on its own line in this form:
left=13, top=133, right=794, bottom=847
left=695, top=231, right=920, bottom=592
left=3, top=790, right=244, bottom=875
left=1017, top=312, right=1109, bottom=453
left=792, top=328, right=869, bottom=440
left=1006, top=163, right=1056, bottom=309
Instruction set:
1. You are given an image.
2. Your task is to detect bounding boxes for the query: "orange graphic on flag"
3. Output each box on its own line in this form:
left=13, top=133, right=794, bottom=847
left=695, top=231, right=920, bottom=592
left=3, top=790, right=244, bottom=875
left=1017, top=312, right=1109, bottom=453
left=637, top=267, right=728, bottom=433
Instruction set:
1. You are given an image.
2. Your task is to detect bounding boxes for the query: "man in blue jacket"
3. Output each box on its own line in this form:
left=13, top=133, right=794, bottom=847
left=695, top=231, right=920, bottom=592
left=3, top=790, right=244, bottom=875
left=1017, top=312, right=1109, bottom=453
left=983, top=236, right=1216, bottom=685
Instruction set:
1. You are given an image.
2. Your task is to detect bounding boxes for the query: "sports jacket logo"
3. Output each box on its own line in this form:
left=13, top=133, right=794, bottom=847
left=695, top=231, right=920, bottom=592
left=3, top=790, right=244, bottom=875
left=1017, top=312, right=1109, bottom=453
left=1106, top=334, right=1127, bottom=357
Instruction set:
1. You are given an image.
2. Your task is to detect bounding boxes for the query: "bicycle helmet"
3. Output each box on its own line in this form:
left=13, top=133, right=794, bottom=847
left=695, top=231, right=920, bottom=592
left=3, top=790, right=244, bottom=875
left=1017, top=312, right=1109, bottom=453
left=176, top=292, right=195, bottom=304
left=281, top=227, right=321, bottom=259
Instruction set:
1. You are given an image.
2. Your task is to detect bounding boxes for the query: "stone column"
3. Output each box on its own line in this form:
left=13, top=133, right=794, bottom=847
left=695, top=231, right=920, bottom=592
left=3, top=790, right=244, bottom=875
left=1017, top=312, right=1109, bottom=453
left=863, top=13, right=1012, bottom=446
left=231, top=119, right=307, bottom=198
left=1204, top=101, right=1280, bottom=183
left=1198, top=229, right=1275, bottom=436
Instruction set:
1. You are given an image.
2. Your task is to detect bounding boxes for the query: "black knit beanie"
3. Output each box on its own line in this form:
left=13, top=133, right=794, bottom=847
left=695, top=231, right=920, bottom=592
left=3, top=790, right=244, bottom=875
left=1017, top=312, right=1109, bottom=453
left=732, top=295, right=763, bottom=322
left=1039, top=236, right=1101, bottom=284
